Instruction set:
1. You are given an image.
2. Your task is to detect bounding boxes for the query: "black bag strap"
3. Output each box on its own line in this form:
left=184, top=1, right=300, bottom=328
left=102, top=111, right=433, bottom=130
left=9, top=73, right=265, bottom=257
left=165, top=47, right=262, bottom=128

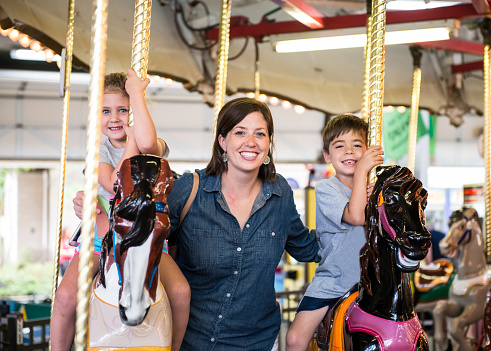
left=169, top=172, right=198, bottom=246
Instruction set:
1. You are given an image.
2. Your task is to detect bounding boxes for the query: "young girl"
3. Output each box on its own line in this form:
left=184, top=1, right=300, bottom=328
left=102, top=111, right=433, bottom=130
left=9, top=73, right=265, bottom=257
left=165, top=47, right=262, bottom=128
left=50, top=69, right=190, bottom=351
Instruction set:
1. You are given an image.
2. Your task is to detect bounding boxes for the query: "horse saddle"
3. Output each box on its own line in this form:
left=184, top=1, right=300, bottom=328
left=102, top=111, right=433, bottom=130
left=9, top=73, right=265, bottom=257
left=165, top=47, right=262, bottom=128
left=414, top=258, right=453, bottom=293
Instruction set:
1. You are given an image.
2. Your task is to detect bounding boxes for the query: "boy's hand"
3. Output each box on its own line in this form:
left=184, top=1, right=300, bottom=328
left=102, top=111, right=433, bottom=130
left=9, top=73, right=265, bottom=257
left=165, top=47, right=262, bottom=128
left=125, top=68, right=150, bottom=98
left=356, top=145, right=384, bottom=176
left=73, top=191, right=102, bottom=219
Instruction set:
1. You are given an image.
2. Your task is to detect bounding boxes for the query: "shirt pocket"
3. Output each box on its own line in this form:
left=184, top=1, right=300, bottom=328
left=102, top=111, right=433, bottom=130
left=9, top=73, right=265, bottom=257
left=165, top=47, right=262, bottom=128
left=190, top=229, right=225, bottom=267
left=255, top=229, right=283, bottom=268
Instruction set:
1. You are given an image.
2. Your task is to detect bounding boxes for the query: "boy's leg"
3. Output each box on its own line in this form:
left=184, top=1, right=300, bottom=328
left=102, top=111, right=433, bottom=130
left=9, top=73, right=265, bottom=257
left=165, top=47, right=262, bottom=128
left=50, top=254, right=100, bottom=351
left=285, top=307, right=329, bottom=351
left=159, top=254, right=191, bottom=351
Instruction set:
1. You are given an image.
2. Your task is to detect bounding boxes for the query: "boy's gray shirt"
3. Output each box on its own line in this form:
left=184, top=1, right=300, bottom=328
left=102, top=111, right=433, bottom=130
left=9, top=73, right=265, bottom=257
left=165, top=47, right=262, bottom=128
left=305, top=176, right=366, bottom=299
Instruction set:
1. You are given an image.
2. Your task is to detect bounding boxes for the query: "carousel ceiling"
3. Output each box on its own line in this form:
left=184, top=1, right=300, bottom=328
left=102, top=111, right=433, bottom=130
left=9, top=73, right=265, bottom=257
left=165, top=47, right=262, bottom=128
left=0, top=0, right=489, bottom=119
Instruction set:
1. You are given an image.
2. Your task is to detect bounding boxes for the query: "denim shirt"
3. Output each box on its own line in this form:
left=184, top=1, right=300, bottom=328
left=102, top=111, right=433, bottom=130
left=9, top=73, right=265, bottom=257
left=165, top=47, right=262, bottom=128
left=167, top=169, right=319, bottom=351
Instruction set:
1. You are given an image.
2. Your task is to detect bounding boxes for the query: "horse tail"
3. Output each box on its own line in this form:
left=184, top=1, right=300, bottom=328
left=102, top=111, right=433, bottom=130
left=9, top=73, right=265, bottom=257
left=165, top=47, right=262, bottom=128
left=116, top=179, right=156, bottom=254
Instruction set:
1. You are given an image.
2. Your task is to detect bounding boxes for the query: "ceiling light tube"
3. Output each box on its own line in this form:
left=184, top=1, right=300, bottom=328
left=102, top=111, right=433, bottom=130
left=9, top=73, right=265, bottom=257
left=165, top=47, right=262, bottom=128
left=274, top=27, right=450, bottom=53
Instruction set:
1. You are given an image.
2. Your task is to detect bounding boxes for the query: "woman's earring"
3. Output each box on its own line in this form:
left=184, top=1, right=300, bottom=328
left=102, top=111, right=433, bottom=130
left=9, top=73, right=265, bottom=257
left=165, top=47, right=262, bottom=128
left=222, top=151, right=228, bottom=163
left=263, top=155, right=270, bottom=165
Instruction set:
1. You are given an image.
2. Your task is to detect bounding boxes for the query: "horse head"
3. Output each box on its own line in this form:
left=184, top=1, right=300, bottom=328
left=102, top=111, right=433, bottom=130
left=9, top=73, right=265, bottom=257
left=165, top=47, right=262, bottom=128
left=361, top=166, right=431, bottom=294
left=439, top=207, right=482, bottom=260
left=100, top=154, right=173, bottom=326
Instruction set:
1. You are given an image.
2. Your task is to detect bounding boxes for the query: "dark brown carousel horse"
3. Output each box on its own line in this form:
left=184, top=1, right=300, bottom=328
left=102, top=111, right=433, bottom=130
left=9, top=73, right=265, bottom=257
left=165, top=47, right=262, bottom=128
left=315, top=165, right=432, bottom=351
left=88, top=155, right=173, bottom=350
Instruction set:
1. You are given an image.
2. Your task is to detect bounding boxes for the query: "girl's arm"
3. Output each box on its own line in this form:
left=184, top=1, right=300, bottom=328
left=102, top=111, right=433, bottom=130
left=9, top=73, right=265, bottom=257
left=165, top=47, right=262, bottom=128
left=125, top=68, right=166, bottom=157
left=99, top=130, right=139, bottom=195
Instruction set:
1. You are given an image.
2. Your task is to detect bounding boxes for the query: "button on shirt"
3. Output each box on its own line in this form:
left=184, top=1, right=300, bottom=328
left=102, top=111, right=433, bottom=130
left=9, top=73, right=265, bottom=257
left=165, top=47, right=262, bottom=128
left=167, top=169, right=319, bottom=351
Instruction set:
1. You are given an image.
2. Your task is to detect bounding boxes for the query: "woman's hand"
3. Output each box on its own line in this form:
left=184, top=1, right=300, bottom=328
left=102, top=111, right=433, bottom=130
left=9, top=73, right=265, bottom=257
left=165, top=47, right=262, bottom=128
left=73, top=190, right=101, bottom=219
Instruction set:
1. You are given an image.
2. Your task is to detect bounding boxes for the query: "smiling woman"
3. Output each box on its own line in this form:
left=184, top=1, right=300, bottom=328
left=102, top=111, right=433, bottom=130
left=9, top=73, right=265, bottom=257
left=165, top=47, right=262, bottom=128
left=166, top=97, right=319, bottom=351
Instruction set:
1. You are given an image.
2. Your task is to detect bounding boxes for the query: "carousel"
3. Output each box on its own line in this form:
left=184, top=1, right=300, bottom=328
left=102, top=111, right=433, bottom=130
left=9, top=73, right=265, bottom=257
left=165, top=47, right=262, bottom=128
left=2, top=0, right=491, bottom=350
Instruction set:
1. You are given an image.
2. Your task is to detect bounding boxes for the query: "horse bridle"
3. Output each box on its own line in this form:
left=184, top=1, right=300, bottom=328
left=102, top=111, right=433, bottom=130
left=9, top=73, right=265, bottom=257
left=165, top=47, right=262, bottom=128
left=377, top=192, right=397, bottom=241
left=456, top=216, right=472, bottom=245
left=112, top=197, right=169, bottom=287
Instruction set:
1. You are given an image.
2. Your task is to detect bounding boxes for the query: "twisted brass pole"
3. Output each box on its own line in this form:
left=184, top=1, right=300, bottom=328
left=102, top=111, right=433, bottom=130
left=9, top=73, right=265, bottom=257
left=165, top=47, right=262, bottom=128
left=361, top=14, right=373, bottom=122
left=213, top=0, right=231, bottom=139
left=50, top=3, right=75, bottom=349
left=367, top=0, right=387, bottom=183
left=129, top=0, right=152, bottom=123
left=480, top=19, right=491, bottom=260
left=407, top=46, right=423, bottom=173
left=74, top=0, right=108, bottom=349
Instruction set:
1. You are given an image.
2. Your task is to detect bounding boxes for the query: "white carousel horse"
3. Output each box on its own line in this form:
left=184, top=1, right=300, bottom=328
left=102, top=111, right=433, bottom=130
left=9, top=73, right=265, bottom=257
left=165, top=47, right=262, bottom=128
left=433, top=207, right=490, bottom=351
left=88, top=155, right=173, bottom=350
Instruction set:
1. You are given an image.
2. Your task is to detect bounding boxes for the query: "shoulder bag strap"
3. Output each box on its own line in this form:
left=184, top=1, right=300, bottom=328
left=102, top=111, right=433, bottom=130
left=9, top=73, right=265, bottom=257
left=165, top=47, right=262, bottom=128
left=179, top=172, right=199, bottom=226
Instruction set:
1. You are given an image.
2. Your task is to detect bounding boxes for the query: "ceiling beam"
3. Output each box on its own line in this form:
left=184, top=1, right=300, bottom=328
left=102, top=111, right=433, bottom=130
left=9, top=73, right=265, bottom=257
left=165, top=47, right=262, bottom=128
left=416, top=38, right=484, bottom=56
left=206, top=2, right=491, bottom=40
left=452, top=60, right=484, bottom=73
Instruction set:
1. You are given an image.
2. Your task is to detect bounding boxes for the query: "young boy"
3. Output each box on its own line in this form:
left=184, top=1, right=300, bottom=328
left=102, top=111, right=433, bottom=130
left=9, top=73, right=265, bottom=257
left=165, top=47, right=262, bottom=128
left=285, top=114, right=384, bottom=351
left=50, top=69, right=190, bottom=351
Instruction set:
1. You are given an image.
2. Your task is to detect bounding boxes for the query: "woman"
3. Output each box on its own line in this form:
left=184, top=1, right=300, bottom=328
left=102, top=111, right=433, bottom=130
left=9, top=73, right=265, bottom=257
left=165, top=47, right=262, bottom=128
left=167, top=97, right=319, bottom=350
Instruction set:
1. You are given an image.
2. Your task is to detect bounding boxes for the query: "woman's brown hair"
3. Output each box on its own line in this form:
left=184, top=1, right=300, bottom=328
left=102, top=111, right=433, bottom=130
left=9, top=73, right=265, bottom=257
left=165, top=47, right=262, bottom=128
left=206, top=97, right=276, bottom=182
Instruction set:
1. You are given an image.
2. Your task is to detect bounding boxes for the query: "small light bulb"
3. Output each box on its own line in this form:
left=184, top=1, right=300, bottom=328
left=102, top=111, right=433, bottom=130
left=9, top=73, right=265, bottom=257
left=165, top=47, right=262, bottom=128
left=258, top=94, right=267, bottom=102
left=30, top=41, right=42, bottom=52
left=269, top=97, right=279, bottom=106
left=294, top=105, right=305, bottom=114
left=152, top=75, right=161, bottom=83
left=165, top=78, right=173, bottom=86
left=0, top=28, right=10, bottom=37
left=282, top=100, right=292, bottom=109
left=397, top=106, right=406, bottom=113
left=385, top=105, right=394, bottom=113
left=8, top=29, right=20, bottom=41
left=19, top=34, right=31, bottom=48
left=44, top=49, right=55, bottom=63
left=247, top=92, right=255, bottom=99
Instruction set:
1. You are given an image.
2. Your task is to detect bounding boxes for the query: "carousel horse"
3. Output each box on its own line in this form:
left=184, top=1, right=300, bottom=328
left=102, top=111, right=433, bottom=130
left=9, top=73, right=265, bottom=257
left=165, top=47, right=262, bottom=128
left=88, top=155, right=173, bottom=350
left=314, top=165, right=431, bottom=351
left=433, top=207, right=490, bottom=351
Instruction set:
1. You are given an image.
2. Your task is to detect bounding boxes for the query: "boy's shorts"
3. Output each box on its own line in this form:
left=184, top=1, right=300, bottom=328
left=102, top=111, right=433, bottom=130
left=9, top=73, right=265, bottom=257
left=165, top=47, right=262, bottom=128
left=297, top=296, right=339, bottom=313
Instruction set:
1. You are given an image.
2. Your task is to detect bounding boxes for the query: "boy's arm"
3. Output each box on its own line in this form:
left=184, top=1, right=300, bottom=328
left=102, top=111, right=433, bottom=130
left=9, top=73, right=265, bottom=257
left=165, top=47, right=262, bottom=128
left=99, top=133, right=139, bottom=195
left=125, top=68, right=166, bottom=157
left=342, top=146, right=384, bottom=226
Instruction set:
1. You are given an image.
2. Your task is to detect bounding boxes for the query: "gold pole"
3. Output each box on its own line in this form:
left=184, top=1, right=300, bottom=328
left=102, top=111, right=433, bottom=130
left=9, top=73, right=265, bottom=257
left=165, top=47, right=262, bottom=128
left=407, top=46, right=423, bottom=173
left=129, top=0, right=152, bottom=124
left=361, top=15, right=372, bottom=122
left=480, top=19, right=491, bottom=260
left=74, top=0, right=108, bottom=349
left=50, top=3, right=75, bottom=349
left=254, top=59, right=260, bottom=99
left=213, top=0, right=231, bottom=139
left=51, top=0, right=75, bottom=296
left=367, top=0, right=387, bottom=184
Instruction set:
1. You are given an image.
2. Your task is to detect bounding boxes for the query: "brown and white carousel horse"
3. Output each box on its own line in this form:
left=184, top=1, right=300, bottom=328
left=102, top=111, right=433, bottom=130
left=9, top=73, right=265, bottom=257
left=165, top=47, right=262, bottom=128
left=433, top=207, right=490, bottom=351
left=88, top=155, right=173, bottom=350
left=313, top=165, right=431, bottom=351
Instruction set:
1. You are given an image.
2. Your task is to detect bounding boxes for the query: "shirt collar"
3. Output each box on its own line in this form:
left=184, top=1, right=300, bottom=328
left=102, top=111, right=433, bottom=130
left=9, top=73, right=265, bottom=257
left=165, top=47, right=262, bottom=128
left=203, top=172, right=282, bottom=198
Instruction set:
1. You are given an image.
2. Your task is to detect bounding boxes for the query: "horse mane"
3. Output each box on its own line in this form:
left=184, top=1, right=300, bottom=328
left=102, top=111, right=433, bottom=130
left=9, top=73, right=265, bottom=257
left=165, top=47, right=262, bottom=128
left=360, top=165, right=423, bottom=295
left=448, top=207, right=481, bottom=231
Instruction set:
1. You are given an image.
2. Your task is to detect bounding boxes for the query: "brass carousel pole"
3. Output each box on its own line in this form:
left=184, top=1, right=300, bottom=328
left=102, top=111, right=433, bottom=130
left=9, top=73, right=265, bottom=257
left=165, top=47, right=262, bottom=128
left=129, top=0, right=152, bottom=123
left=361, top=1, right=372, bottom=122
left=213, top=0, right=231, bottom=139
left=49, top=2, right=75, bottom=349
left=480, top=19, right=491, bottom=260
left=367, top=0, right=387, bottom=183
left=74, top=0, right=108, bottom=349
left=407, top=46, right=423, bottom=173
left=254, top=44, right=260, bottom=99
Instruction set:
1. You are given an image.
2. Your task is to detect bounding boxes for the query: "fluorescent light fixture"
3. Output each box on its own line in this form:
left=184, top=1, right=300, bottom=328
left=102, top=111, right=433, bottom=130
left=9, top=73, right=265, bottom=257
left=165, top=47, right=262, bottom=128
left=10, top=49, right=61, bottom=62
left=387, top=0, right=462, bottom=10
left=274, top=27, right=450, bottom=53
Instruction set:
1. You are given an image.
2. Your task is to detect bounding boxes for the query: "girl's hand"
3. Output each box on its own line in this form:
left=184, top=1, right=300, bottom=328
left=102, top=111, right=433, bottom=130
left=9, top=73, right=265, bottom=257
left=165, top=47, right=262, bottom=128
left=125, top=68, right=150, bottom=98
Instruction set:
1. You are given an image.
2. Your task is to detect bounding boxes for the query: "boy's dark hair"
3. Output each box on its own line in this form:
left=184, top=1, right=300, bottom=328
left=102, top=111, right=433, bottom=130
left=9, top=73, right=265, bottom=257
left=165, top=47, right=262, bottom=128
left=104, top=72, right=128, bottom=99
left=322, top=114, right=368, bottom=153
